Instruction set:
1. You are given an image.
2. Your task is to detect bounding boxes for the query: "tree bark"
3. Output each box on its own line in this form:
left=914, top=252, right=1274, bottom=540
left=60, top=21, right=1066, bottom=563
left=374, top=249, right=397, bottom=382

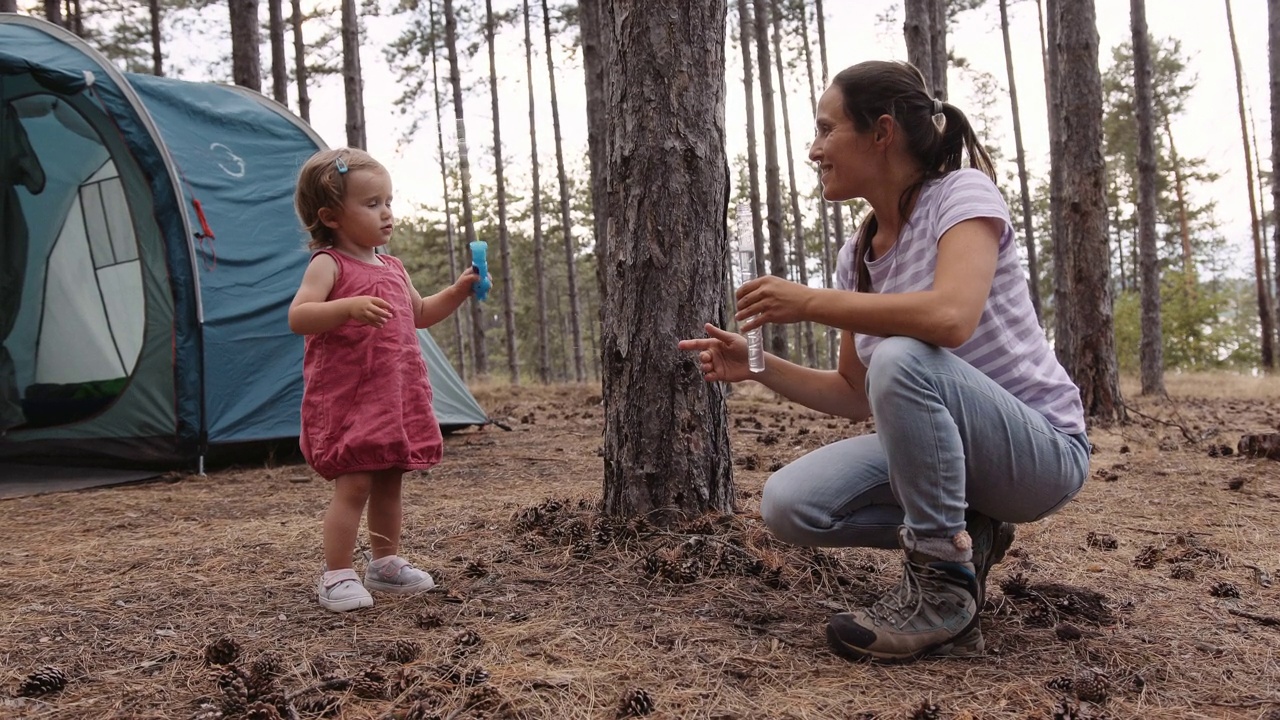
left=291, top=0, right=311, bottom=122
left=753, top=0, right=787, bottom=360
left=268, top=0, right=288, bottom=104
left=149, top=0, right=163, bottom=76
left=1269, top=0, right=1280, bottom=336
left=542, top=0, right=586, bottom=382
left=429, top=0, right=467, bottom=380
left=0, top=0, right=17, bottom=13
left=904, top=0, right=934, bottom=92
left=1132, top=0, right=1164, bottom=394
left=1162, top=116, right=1195, bottom=293
left=999, top=0, right=1041, bottom=321
left=340, top=0, right=365, bottom=148
left=524, top=0, right=550, bottom=384
left=43, top=0, right=61, bottom=28
left=484, top=0, right=519, bottom=384
left=930, top=0, right=947, bottom=100
left=580, top=0, right=610, bottom=323
left=1226, top=0, right=1276, bottom=369
left=800, top=0, right=837, bottom=367
left=815, top=0, right=844, bottom=365
left=600, top=0, right=734, bottom=520
left=1048, top=0, right=1125, bottom=422
left=229, top=0, right=262, bottom=91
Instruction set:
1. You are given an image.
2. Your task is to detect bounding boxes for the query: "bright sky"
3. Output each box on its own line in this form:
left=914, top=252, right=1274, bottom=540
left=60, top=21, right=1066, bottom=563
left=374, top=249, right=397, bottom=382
left=264, top=1, right=1273, bottom=276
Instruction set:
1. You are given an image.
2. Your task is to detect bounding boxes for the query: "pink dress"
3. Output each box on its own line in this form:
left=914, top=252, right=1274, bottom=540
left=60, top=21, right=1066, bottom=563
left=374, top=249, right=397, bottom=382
left=299, top=250, right=444, bottom=479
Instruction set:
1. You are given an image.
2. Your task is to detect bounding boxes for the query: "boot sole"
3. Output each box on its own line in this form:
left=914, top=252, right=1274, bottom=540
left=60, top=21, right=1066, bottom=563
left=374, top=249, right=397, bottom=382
left=825, top=615, right=982, bottom=663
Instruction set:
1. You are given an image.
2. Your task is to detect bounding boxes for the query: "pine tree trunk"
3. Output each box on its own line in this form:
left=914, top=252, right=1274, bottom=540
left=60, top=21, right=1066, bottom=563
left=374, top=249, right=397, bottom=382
left=815, top=0, right=843, bottom=366
left=600, top=0, right=734, bottom=521
left=1162, top=116, right=1195, bottom=293
left=542, top=0, right=586, bottom=382
left=229, top=0, right=262, bottom=91
left=484, top=0, right=519, bottom=384
left=149, top=0, right=162, bottom=76
left=904, top=0, right=934, bottom=92
left=0, top=0, right=17, bottom=13
left=1132, top=0, right=1164, bottom=394
left=771, top=0, right=815, bottom=366
left=429, top=0, right=466, bottom=379
left=999, top=0, right=1041, bottom=320
left=340, top=0, right=365, bottom=148
left=1048, top=0, right=1124, bottom=422
left=1226, top=0, right=1276, bottom=369
left=69, top=0, right=80, bottom=34
left=444, top=0, right=487, bottom=376
left=523, top=0, right=550, bottom=384
left=43, top=0, right=61, bottom=28
left=736, top=0, right=767, bottom=287
left=580, top=0, right=609, bottom=317
left=268, top=0, right=288, bottom=104
left=930, top=0, right=947, bottom=100
left=800, top=0, right=836, bottom=368
left=291, top=0, right=310, bottom=122
left=753, top=0, right=787, bottom=360
left=1269, top=0, right=1280, bottom=330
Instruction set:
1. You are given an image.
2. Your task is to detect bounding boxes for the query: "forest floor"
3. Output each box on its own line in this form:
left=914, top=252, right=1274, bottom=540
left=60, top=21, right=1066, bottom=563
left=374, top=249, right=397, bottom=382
left=2, top=375, right=1279, bottom=720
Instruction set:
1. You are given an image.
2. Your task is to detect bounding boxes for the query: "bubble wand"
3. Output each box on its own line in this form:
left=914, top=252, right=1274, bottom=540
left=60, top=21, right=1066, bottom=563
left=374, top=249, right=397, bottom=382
left=469, top=240, right=492, bottom=301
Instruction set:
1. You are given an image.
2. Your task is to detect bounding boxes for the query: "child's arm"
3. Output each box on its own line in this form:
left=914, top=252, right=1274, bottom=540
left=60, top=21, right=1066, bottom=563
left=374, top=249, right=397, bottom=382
left=404, top=266, right=481, bottom=329
left=289, top=253, right=394, bottom=335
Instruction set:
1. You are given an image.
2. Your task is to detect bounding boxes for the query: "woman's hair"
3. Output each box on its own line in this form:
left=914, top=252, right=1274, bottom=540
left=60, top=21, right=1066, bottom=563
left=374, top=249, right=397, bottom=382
left=294, top=147, right=385, bottom=250
left=833, top=60, right=996, bottom=292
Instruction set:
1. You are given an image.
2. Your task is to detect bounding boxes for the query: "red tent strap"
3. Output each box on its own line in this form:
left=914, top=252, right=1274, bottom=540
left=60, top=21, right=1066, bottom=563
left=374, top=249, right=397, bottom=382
left=192, top=198, right=217, bottom=271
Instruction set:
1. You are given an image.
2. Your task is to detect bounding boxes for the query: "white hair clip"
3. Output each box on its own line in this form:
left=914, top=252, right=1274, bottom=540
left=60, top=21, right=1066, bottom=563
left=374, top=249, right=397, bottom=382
left=931, top=98, right=946, bottom=133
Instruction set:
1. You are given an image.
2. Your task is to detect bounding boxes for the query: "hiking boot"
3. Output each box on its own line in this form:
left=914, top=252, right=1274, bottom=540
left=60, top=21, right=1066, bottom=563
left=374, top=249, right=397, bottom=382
left=364, top=556, right=435, bottom=594
left=826, top=527, right=980, bottom=662
left=317, top=568, right=374, bottom=612
left=967, top=511, right=1015, bottom=607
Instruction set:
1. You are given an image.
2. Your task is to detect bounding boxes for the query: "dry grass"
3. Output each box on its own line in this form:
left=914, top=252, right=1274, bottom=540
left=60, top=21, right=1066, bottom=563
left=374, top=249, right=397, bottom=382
left=1, top=380, right=1278, bottom=720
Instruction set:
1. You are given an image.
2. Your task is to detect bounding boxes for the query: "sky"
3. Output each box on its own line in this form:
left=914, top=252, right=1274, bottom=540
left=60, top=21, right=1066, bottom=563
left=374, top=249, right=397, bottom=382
left=180, top=0, right=1274, bottom=277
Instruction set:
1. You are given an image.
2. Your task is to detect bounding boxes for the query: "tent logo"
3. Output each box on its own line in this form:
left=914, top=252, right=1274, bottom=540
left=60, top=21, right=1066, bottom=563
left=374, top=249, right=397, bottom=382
left=210, top=143, right=244, bottom=178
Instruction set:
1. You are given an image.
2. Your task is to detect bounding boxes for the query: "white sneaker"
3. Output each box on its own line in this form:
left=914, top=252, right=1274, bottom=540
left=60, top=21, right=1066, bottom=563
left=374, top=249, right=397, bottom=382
left=364, top=556, right=435, bottom=594
left=317, top=568, right=374, bottom=612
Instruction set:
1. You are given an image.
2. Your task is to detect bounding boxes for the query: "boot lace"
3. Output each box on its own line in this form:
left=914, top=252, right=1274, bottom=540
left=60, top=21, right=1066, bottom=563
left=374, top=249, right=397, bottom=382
left=866, top=558, right=955, bottom=629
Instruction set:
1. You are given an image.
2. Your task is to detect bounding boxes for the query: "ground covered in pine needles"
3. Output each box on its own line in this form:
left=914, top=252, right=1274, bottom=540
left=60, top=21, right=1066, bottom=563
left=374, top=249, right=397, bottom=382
left=2, top=375, right=1279, bottom=720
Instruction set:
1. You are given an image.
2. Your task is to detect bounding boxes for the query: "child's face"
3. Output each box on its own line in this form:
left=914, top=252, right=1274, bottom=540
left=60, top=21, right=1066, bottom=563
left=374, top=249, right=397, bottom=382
left=326, top=167, right=394, bottom=251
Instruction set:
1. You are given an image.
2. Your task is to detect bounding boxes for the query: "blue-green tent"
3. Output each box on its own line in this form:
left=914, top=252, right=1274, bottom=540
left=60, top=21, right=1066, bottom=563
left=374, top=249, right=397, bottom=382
left=0, top=15, right=487, bottom=468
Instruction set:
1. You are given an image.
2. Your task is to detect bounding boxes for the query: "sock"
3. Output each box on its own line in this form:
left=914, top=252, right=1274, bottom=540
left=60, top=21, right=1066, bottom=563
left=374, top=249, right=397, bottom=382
left=914, top=532, right=974, bottom=564
left=368, top=555, right=400, bottom=570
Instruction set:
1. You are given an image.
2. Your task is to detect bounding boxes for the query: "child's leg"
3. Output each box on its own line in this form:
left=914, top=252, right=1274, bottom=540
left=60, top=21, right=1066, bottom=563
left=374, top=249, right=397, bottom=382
left=366, top=468, right=404, bottom=560
left=323, top=472, right=374, bottom=570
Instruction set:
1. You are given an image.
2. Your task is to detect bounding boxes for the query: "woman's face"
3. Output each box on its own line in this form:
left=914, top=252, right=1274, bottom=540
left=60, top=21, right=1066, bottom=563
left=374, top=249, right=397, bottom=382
left=809, top=85, right=874, bottom=202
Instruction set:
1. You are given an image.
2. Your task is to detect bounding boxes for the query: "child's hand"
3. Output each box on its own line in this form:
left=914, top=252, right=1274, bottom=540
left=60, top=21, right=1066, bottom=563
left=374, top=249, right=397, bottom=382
left=347, top=296, right=394, bottom=328
left=456, top=266, right=488, bottom=291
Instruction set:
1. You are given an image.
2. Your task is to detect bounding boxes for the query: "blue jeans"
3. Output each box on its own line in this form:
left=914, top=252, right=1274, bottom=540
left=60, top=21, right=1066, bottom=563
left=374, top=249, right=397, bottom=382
left=761, top=337, right=1090, bottom=548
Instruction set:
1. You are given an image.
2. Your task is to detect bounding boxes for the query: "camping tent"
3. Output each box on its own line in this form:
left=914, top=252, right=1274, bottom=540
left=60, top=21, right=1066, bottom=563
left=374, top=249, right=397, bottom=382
left=0, top=15, right=487, bottom=469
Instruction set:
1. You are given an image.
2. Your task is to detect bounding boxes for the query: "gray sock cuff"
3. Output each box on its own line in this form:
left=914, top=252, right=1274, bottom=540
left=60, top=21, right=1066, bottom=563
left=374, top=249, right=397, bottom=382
left=914, top=532, right=974, bottom=564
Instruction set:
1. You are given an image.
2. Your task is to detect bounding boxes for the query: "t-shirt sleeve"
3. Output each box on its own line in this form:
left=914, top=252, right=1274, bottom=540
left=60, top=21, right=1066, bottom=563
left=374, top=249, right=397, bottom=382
left=934, top=169, right=1012, bottom=244
left=835, top=237, right=857, bottom=291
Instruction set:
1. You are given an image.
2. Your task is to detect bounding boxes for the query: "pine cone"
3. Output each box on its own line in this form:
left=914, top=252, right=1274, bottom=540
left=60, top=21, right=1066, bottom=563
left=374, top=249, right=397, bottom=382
left=1000, top=572, right=1031, bottom=598
left=191, top=701, right=224, bottom=720
left=1210, top=581, right=1240, bottom=598
left=463, top=560, right=489, bottom=578
left=1074, top=671, right=1110, bottom=704
left=908, top=700, right=942, bottom=720
left=16, top=666, right=67, bottom=697
left=293, top=691, right=342, bottom=717
left=204, top=636, right=242, bottom=666
left=464, top=684, right=502, bottom=712
left=242, top=701, right=282, bottom=720
left=306, top=654, right=340, bottom=679
left=217, top=668, right=251, bottom=715
left=386, top=639, right=422, bottom=664
left=1133, top=545, right=1162, bottom=569
left=415, top=612, right=444, bottom=630
left=352, top=668, right=387, bottom=700
left=1170, top=563, right=1195, bottom=580
left=1260, top=709, right=1280, bottom=720
left=454, top=628, right=482, bottom=649
left=617, top=688, right=654, bottom=718
left=1086, top=531, right=1118, bottom=550
left=389, top=667, right=426, bottom=696
left=441, top=664, right=491, bottom=687
left=244, top=670, right=278, bottom=702
left=1045, top=675, right=1075, bottom=692
left=1024, top=604, right=1055, bottom=628
left=1051, top=699, right=1082, bottom=720
left=249, top=652, right=285, bottom=680
left=403, top=699, right=444, bottom=720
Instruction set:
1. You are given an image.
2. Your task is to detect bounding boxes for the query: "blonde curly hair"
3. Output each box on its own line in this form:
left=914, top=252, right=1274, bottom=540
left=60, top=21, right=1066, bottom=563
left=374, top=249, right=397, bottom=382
left=294, top=147, right=386, bottom=250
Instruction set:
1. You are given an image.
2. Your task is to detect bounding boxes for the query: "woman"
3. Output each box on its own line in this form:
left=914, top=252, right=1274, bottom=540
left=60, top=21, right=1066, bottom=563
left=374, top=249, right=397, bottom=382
left=679, top=60, right=1089, bottom=662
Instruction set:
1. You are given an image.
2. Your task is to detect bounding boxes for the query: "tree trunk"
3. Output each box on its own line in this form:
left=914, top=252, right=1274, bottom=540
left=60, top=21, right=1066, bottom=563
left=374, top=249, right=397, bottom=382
left=753, top=0, right=787, bottom=360
left=736, top=0, right=767, bottom=289
left=1226, top=0, right=1276, bottom=369
left=484, top=0, right=519, bottom=384
left=149, top=0, right=163, bottom=76
left=291, top=0, right=310, bottom=122
left=771, top=0, right=815, bottom=366
left=429, top=0, right=467, bottom=380
left=580, top=0, right=609, bottom=321
left=524, top=0, right=550, bottom=384
left=340, top=0, right=365, bottom=148
left=268, top=0, right=288, bottom=104
left=801, top=0, right=837, bottom=367
left=0, top=0, right=17, bottom=13
left=1048, top=0, right=1124, bottom=422
left=229, top=0, right=262, bottom=91
left=600, top=0, right=734, bottom=521
left=815, top=0, right=844, bottom=366
left=930, top=0, right=947, bottom=100
left=1132, top=0, right=1164, bottom=394
left=999, top=0, right=1041, bottom=321
left=68, top=0, right=80, bottom=34
left=1163, top=116, right=1195, bottom=293
left=1269, top=0, right=1280, bottom=334
left=542, top=0, right=586, bottom=382
left=904, top=0, right=934, bottom=92
left=43, top=0, right=61, bottom=28
left=444, top=0, right=487, bottom=376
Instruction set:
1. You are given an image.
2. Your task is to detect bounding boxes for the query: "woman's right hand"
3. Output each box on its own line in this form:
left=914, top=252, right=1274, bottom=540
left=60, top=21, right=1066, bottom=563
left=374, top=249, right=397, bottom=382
left=678, top=323, right=753, bottom=383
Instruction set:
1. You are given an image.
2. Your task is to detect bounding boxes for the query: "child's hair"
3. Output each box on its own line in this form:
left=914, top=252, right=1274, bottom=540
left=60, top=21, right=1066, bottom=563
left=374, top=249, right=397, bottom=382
left=832, top=61, right=996, bottom=292
left=294, top=147, right=386, bottom=250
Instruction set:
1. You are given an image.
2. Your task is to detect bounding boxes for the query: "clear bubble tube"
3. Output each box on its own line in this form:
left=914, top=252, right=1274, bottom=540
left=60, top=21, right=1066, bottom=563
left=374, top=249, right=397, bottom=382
left=733, top=203, right=766, bottom=374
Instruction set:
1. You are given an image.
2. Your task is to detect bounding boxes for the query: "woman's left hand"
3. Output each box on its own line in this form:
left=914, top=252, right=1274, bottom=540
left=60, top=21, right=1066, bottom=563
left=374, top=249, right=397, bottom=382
left=735, top=275, right=813, bottom=333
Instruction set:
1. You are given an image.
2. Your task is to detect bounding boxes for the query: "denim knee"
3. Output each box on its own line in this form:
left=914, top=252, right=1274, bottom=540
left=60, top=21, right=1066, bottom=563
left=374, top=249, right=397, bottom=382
left=864, top=337, right=935, bottom=402
left=760, top=471, right=808, bottom=546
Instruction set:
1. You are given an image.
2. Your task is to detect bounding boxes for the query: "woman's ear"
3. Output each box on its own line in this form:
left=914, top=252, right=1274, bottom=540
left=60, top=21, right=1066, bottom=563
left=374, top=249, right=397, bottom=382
left=318, top=206, right=340, bottom=229
left=873, top=114, right=895, bottom=145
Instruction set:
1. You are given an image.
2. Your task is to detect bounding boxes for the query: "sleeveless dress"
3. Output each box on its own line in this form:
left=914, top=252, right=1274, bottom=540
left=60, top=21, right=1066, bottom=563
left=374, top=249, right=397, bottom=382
left=299, top=250, right=444, bottom=479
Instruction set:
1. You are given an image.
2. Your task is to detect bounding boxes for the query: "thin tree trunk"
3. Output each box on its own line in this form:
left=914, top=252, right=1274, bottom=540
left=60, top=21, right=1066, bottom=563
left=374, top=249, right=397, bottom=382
left=444, top=0, right=487, bottom=376
left=753, top=0, right=787, bottom=360
left=268, top=0, right=288, bottom=104
left=1036, top=0, right=1050, bottom=103
left=485, top=0, right=519, bottom=384
left=69, top=0, right=80, bottom=34
left=291, top=0, right=311, bottom=122
left=430, top=0, right=467, bottom=379
left=524, top=0, right=550, bottom=384
left=1226, top=0, right=1276, bottom=369
left=0, top=0, right=17, bottom=13
left=999, top=0, right=1042, bottom=321
left=771, top=0, right=815, bottom=366
left=815, top=0, right=843, bottom=365
left=1163, top=116, right=1195, bottom=292
left=44, top=0, right=62, bottom=28
left=930, top=0, right=947, bottom=100
left=340, top=0, right=365, bottom=148
left=736, top=0, right=767, bottom=288
left=801, top=0, right=836, bottom=367
left=580, top=0, right=609, bottom=322
left=904, top=0, right=934, bottom=92
left=600, top=0, right=733, bottom=520
left=229, top=0, right=262, bottom=91
left=1269, top=0, right=1280, bottom=337
left=1132, top=0, right=1164, bottom=394
left=1048, top=0, right=1124, bottom=422
left=149, top=0, right=163, bottom=76
left=542, top=0, right=585, bottom=382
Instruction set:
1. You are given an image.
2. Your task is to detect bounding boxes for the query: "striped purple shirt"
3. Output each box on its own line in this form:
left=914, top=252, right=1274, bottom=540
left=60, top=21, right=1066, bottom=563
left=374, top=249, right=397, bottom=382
left=836, top=169, right=1085, bottom=434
